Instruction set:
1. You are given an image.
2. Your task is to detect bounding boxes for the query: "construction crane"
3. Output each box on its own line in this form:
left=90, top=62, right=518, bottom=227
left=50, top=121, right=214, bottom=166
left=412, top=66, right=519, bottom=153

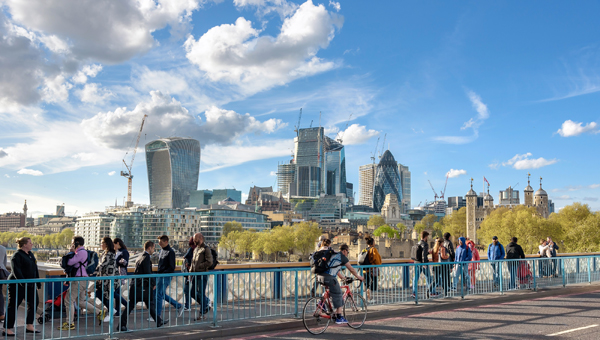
left=379, top=133, right=387, bottom=158
left=293, top=108, right=302, bottom=136
left=121, top=114, right=148, bottom=208
left=336, top=113, right=353, bottom=144
left=440, top=173, right=449, bottom=200
left=428, top=179, right=439, bottom=201
left=370, top=136, right=380, bottom=164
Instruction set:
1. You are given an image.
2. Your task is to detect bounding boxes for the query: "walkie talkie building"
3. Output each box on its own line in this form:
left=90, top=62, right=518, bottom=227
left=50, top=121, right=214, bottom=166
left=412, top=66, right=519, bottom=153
left=372, top=150, right=402, bottom=212
left=145, top=138, right=200, bottom=209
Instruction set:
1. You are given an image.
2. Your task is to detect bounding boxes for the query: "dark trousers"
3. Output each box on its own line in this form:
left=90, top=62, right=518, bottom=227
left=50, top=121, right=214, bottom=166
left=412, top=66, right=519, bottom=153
left=4, top=283, right=38, bottom=328
left=121, top=285, right=158, bottom=328
left=508, top=262, right=518, bottom=289
left=190, top=275, right=210, bottom=314
left=441, top=263, right=452, bottom=294
left=96, top=287, right=122, bottom=315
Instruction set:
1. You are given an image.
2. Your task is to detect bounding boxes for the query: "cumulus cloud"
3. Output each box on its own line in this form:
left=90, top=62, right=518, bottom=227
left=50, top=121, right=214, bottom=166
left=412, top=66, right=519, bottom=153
left=41, top=74, right=72, bottom=103
left=17, top=168, right=43, bottom=176
left=329, top=1, right=341, bottom=11
left=501, top=153, right=558, bottom=170
left=81, top=91, right=286, bottom=149
left=551, top=184, right=600, bottom=193
left=435, top=90, right=489, bottom=144
left=269, top=171, right=277, bottom=176
left=72, top=64, right=103, bottom=84
left=556, top=120, right=599, bottom=137
left=185, top=0, right=343, bottom=95
left=0, top=149, right=7, bottom=158
left=201, top=139, right=294, bottom=172
left=337, top=124, right=378, bottom=145
left=108, top=171, right=116, bottom=176
left=488, top=162, right=500, bottom=170
left=77, top=83, right=113, bottom=103
left=446, top=169, right=467, bottom=178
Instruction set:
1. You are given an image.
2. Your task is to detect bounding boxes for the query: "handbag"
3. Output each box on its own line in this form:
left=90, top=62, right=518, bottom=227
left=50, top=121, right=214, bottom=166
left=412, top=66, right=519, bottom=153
left=0, top=268, right=9, bottom=280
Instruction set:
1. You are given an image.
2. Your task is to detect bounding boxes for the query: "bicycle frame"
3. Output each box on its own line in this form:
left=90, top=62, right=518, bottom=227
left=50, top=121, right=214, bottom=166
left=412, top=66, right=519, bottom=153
left=319, top=282, right=353, bottom=319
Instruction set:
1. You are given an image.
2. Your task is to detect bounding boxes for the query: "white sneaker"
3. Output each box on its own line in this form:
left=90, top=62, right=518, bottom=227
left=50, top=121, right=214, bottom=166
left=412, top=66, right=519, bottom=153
left=368, top=299, right=375, bottom=304
left=103, top=315, right=111, bottom=322
left=147, top=317, right=155, bottom=322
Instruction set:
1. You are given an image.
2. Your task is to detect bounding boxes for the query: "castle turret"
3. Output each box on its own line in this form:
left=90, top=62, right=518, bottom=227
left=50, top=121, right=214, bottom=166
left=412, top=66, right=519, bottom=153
left=534, top=177, right=549, bottom=218
left=524, top=173, right=534, bottom=207
left=466, top=178, right=478, bottom=243
left=23, top=200, right=28, bottom=218
left=483, top=185, right=494, bottom=209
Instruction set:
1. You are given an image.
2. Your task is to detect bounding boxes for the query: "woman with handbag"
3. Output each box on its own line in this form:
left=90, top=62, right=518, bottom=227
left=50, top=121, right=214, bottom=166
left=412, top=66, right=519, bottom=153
left=89, top=237, right=120, bottom=324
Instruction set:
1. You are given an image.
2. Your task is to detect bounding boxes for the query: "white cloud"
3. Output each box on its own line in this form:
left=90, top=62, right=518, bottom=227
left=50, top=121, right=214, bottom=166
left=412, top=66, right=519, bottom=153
left=4, top=174, right=9, bottom=178
left=77, top=83, right=113, bottom=103
left=185, top=0, right=343, bottom=96
left=446, top=169, right=467, bottom=178
left=337, top=124, right=379, bottom=145
left=17, top=168, right=44, bottom=176
left=201, top=139, right=294, bottom=172
left=233, top=0, right=298, bottom=17
left=556, top=120, right=599, bottom=137
left=269, top=171, right=277, bottom=176
left=329, top=1, right=341, bottom=12
left=72, top=64, right=103, bottom=84
left=108, top=171, right=116, bottom=176
left=554, top=195, right=573, bottom=200
left=41, top=74, right=72, bottom=103
left=551, top=184, right=600, bottom=192
left=435, top=90, right=489, bottom=144
left=488, top=162, right=500, bottom=170
left=0, top=149, right=7, bottom=158
left=501, top=153, right=558, bottom=170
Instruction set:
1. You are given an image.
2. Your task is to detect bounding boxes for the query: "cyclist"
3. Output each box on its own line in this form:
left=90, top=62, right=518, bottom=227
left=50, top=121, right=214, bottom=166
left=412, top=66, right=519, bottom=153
left=316, top=241, right=364, bottom=324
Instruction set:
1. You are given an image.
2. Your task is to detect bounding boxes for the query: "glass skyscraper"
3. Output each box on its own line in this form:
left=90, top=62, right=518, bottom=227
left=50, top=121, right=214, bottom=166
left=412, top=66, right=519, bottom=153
left=373, top=150, right=402, bottom=212
left=145, top=138, right=200, bottom=209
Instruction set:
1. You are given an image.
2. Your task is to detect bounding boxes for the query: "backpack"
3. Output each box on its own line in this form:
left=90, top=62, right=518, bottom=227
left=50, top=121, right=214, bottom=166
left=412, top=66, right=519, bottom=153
left=310, top=249, right=335, bottom=275
left=357, top=248, right=371, bottom=266
left=208, top=247, right=219, bottom=270
left=410, top=243, right=423, bottom=262
left=443, top=240, right=455, bottom=261
left=60, top=252, right=77, bottom=277
left=85, top=250, right=99, bottom=276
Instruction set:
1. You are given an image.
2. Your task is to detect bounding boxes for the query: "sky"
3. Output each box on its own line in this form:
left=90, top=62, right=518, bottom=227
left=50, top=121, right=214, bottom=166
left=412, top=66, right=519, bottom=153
left=0, top=0, right=599, bottom=217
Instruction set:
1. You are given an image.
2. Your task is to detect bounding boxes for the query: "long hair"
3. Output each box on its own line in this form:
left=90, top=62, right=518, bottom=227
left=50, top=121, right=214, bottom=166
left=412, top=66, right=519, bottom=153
left=188, top=236, right=197, bottom=250
left=102, top=237, right=115, bottom=253
left=16, top=237, right=31, bottom=248
left=433, top=237, right=443, bottom=254
left=113, top=238, right=127, bottom=250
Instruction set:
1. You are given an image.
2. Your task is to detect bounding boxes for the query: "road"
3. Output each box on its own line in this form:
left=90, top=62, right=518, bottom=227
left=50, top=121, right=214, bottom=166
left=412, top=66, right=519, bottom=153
left=223, top=290, right=600, bottom=340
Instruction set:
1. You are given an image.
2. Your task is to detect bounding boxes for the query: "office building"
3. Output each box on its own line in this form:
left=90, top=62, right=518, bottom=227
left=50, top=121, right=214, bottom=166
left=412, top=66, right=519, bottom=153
left=447, top=196, right=466, bottom=209
left=209, top=189, right=242, bottom=204
left=372, top=150, right=402, bottom=212
left=74, top=212, right=115, bottom=247
left=323, top=138, right=346, bottom=196
left=498, top=186, right=520, bottom=206
left=308, top=194, right=347, bottom=222
left=398, top=164, right=411, bottom=213
left=277, top=161, right=296, bottom=196
left=346, top=182, right=354, bottom=205
left=358, top=163, right=376, bottom=207
left=145, top=137, right=200, bottom=209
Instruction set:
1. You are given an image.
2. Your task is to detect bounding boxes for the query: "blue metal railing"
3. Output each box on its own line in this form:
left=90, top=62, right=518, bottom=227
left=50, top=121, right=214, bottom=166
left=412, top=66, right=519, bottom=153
left=1, top=255, right=599, bottom=339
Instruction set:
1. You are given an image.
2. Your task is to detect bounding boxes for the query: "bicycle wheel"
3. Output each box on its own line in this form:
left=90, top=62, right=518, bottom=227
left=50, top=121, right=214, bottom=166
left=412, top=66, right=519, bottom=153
left=343, top=294, right=367, bottom=329
left=302, top=297, right=331, bottom=335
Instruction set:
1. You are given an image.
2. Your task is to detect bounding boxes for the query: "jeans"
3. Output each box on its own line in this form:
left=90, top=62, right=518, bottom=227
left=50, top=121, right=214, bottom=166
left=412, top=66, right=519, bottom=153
left=432, top=266, right=443, bottom=291
left=183, top=279, right=191, bottom=309
left=491, top=262, right=500, bottom=285
left=412, top=265, right=433, bottom=295
left=452, top=264, right=470, bottom=289
left=191, top=275, right=210, bottom=313
left=156, top=276, right=182, bottom=317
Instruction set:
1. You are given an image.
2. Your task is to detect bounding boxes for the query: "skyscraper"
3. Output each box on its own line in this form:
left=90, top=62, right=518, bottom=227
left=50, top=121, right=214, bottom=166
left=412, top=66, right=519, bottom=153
left=145, top=138, right=200, bottom=209
left=358, top=163, right=376, bottom=207
left=324, top=138, right=346, bottom=196
left=398, top=163, right=411, bottom=213
left=372, top=150, right=402, bottom=212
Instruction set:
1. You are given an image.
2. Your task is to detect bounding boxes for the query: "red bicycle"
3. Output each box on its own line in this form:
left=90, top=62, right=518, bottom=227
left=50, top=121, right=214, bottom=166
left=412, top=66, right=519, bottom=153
left=302, top=277, right=368, bottom=335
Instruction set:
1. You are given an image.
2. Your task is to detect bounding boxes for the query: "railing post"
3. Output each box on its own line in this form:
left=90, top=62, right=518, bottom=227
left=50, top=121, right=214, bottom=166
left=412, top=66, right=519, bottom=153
left=588, top=257, right=592, bottom=284
left=294, top=271, right=299, bottom=318
left=414, top=264, right=419, bottom=305
left=212, top=273, right=218, bottom=327
left=499, top=261, right=503, bottom=295
left=532, top=259, right=537, bottom=291
left=562, top=259, right=566, bottom=287
left=460, top=263, right=464, bottom=299
left=108, top=278, right=115, bottom=339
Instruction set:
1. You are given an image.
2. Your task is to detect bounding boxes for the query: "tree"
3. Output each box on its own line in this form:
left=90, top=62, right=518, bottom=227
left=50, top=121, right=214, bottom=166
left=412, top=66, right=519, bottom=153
left=219, top=231, right=239, bottom=259
left=396, top=223, right=407, bottom=237
left=294, top=222, right=322, bottom=261
left=252, top=231, right=270, bottom=261
left=441, top=207, right=467, bottom=240
left=367, top=215, right=386, bottom=228
left=222, top=221, right=243, bottom=237
left=237, top=230, right=257, bottom=259
left=272, top=225, right=295, bottom=261
left=373, top=225, right=399, bottom=239
left=421, top=214, right=438, bottom=230
left=432, top=222, right=444, bottom=239
left=414, top=223, right=426, bottom=234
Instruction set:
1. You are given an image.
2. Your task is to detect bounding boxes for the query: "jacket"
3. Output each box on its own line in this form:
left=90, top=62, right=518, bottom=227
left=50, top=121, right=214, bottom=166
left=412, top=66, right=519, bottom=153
left=455, top=237, right=472, bottom=262
left=190, top=243, right=213, bottom=273
left=549, top=242, right=559, bottom=257
left=90, top=251, right=120, bottom=298
left=0, top=245, right=7, bottom=271
left=184, top=246, right=195, bottom=271
left=487, top=243, right=505, bottom=261
left=132, top=251, right=155, bottom=288
left=467, top=242, right=480, bottom=271
left=443, top=238, right=456, bottom=262
left=116, top=248, right=130, bottom=276
left=157, top=244, right=176, bottom=274
left=505, top=242, right=525, bottom=260
left=414, top=239, right=429, bottom=264
left=67, top=247, right=89, bottom=277
left=9, top=249, right=40, bottom=288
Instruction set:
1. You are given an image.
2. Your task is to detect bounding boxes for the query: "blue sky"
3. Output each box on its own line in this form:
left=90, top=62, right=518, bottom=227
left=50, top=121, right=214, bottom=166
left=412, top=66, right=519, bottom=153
left=0, top=0, right=599, bottom=216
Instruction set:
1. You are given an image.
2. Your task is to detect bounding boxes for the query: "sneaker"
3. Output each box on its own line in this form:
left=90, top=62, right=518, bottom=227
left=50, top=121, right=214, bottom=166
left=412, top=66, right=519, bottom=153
left=368, top=299, right=375, bottom=304
left=410, top=293, right=416, bottom=299
left=430, top=292, right=441, bottom=297
left=103, top=315, right=111, bottom=323
left=147, top=317, right=155, bottom=322
left=335, top=315, right=348, bottom=324
left=58, top=322, right=75, bottom=331
left=177, top=306, right=185, bottom=317
left=470, top=284, right=475, bottom=289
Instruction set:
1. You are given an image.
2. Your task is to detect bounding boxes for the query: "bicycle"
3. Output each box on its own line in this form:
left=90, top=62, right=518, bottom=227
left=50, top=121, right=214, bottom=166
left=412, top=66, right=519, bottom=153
left=302, top=277, right=367, bottom=335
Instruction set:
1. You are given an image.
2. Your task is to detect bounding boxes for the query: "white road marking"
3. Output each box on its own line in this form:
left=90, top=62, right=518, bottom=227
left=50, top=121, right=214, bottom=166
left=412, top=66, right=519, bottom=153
left=546, top=324, right=598, bottom=336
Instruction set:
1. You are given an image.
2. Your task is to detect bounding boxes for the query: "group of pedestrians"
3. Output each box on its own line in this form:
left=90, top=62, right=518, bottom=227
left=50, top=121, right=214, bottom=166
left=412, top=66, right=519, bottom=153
left=0, top=233, right=214, bottom=335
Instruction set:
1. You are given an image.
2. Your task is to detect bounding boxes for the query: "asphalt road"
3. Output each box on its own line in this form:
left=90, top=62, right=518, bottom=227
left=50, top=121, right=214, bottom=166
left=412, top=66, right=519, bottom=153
left=223, top=290, right=600, bottom=340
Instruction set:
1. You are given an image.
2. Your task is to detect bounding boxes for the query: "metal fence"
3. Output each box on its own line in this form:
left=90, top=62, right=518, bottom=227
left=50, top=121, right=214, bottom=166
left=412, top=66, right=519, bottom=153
left=1, top=255, right=600, bottom=339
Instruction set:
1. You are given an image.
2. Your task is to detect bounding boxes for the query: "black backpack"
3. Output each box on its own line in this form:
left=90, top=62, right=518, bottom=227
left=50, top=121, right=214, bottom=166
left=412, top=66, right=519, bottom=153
left=85, top=250, right=99, bottom=276
left=208, top=247, right=219, bottom=270
left=410, top=243, right=423, bottom=262
left=311, top=249, right=334, bottom=275
left=443, top=240, right=455, bottom=261
left=60, top=252, right=77, bottom=277
left=357, top=248, right=371, bottom=266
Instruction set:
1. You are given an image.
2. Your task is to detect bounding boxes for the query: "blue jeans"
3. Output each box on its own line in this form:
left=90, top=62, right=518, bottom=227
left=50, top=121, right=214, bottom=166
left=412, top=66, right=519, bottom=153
left=452, top=264, right=470, bottom=289
left=412, top=265, right=433, bottom=295
left=491, top=262, right=500, bottom=285
left=156, top=276, right=182, bottom=316
left=183, top=279, right=191, bottom=309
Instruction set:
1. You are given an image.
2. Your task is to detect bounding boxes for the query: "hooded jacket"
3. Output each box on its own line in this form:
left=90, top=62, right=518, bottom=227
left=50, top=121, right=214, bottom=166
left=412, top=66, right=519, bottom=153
left=455, top=237, right=472, bottom=262
left=487, top=242, right=505, bottom=261
left=505, top=242, right=525, bottom=260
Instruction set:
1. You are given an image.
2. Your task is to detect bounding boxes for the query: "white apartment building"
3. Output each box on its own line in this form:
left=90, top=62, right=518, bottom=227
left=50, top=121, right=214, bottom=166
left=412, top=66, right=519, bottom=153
left=398, top=163, right=411, bottom=213
left=74, top=212, right=114, bottom=247
left=358, top=164, right=376, bottom=207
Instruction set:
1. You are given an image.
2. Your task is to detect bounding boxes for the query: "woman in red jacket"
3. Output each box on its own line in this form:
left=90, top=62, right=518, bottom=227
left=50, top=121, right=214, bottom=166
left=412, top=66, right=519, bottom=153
left=466, top=240, right=480, bottom=289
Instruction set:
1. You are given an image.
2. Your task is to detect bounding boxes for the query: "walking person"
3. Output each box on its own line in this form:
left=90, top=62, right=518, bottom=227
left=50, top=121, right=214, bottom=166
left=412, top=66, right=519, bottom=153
left=362, top=237, right=382, bottom=304
left=181, top=237, right=196, bottom=314
left=466, top=240, right=480, bottom=289
left=452, top=237, right=472, bottom=292
left=89, top=237, right=120, bottom=324
left=547, top=237, right=560, bottom=277
left=59, top=236, right=98, bottom=331
left=189, top=233, right=213, bottom=320
left=538, top=239, right=550, bottom=278
left=0, top=242, right=8, bottom=323
left=119, top=241, right=167, bottom=332
left=505, top=237, right=525, bottom=289
left=411, top=231, right=439, bottom=298
left=155, top=235, right=183, bottom=320
left=431, top=238, right=448, bottom=293
left=3, top=237, right=40, bottom=336
left=441, top=233, right=455, bottom=296
left=486, top=236, right=505, bottom=288
left=114, top=238, right=130, bottom=314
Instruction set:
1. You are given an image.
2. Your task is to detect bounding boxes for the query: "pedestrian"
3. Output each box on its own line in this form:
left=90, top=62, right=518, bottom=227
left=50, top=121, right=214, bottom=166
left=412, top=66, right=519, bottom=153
left=431, top=238, right=448, bottom=293
left=89, top=237, right=120, bottom=324
left=362, top=237, right=382, bottom=304
left=0, top=242, right=7, bottom=323
left=452, top=237, right=472, bottom=292
left=441, top=233, right=455, bottom=295
left=466, top=240, right=480, bottom=289
left=181, top=237, right=196, bottom=314
left=547, top=237, right=560, bottom=277
left=505, top=237, right=525, bottom=289
left=119, top=241, right=167, bottom=332
left=538, top=239, right=550, bottom=278
left=59, top=236, right=98, bottom=331
left=3, top=237, right=40, bottom=336
left=190, top=233, right=213, bottom=320
left=114, top=238, right=130, bottom=313
left=411, top=231, right=439, bottom=298
left=486, top=236, right=505, bottom=288
left=155, top=235, right=183, bottom=320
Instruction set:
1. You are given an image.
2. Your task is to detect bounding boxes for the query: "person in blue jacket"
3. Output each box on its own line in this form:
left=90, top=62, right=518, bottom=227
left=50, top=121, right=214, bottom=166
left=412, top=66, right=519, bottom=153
left=487, top=236, right=505, bottom=287
left=452, top=237, right=472, bottom=291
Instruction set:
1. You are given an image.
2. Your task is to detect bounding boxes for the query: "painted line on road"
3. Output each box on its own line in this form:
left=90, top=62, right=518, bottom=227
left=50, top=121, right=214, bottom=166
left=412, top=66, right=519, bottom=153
left=546, top=324, right=598, bottom=336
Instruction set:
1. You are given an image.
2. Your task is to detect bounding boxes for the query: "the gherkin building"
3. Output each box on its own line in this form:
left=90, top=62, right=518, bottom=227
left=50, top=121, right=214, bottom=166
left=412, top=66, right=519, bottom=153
left=373, top=150, right=402, bottom=212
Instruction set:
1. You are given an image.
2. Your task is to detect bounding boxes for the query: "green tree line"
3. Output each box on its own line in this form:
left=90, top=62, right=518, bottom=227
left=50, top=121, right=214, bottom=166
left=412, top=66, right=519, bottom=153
left=0, top=228, right=74, bottom=249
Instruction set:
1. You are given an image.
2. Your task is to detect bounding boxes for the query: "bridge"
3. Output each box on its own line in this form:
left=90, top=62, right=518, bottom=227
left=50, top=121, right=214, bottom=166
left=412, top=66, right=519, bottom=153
left=3, top=253, right=600, bottom=339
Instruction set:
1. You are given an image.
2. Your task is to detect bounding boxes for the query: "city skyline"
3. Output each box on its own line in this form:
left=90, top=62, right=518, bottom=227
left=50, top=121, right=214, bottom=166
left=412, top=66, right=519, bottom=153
left=1, top=1, right=599, bottom=216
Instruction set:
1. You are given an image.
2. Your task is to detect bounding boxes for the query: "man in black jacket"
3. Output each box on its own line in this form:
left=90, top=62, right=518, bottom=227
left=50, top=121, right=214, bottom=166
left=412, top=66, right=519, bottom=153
left=120, top=241, right=167, bottom=331
left=505, top=237, right=525, bottom=289
left=441, top=232, right=455, bottom=295
left=411, top=231, right=438, bottom=298
left=156, top=235, right=183, bottom=320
